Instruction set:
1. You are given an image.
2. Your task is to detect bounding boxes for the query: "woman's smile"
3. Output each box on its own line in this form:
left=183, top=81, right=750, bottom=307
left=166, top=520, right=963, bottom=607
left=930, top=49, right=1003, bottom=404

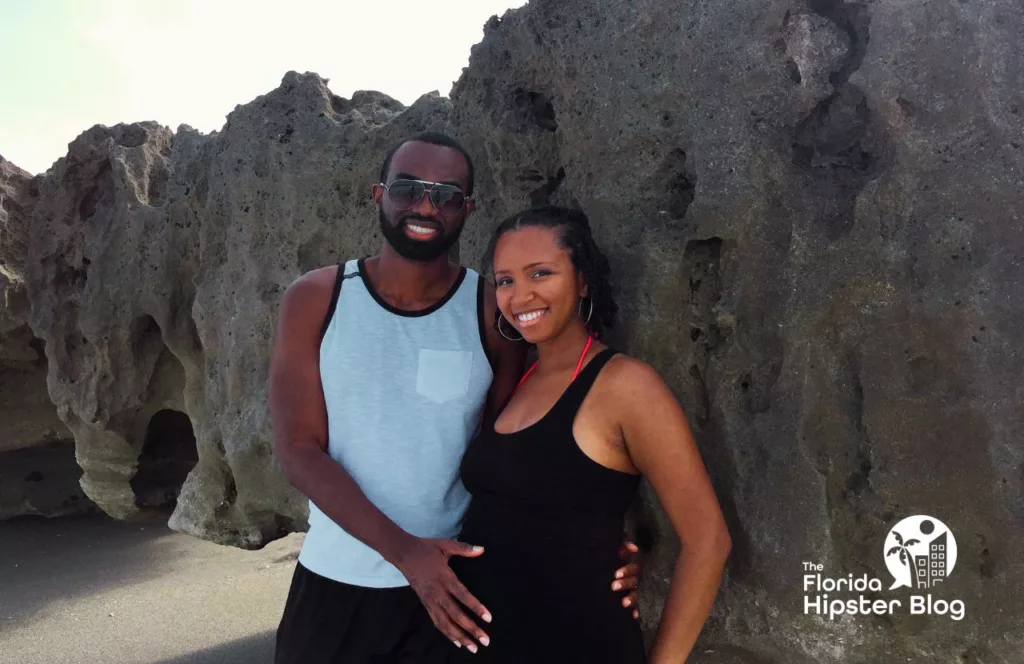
left=514, top=308, right=549, bottom=327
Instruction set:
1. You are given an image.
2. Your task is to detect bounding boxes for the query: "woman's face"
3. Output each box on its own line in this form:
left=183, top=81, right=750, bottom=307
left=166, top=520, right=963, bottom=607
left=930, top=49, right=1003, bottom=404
left=492, top=225, right=587, bottom=345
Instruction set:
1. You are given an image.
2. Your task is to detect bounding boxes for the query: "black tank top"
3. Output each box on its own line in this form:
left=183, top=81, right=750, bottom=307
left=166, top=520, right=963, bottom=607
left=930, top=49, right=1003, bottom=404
left=450, top=348, right=646, bottom=663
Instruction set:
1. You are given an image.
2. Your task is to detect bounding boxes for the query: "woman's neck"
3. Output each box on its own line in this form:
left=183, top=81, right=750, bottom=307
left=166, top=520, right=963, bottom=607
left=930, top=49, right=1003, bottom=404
left=533, top=323, right=594, bottom=374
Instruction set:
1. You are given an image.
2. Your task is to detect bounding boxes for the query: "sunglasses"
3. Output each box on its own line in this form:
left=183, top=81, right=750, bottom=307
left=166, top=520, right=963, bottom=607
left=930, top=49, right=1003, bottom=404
left=379, top=179, right=468, bottom=217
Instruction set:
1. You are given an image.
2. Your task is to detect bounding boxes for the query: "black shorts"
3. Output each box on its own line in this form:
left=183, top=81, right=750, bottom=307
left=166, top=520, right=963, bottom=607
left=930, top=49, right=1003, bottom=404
left=275, top=562, right=453, bottom=664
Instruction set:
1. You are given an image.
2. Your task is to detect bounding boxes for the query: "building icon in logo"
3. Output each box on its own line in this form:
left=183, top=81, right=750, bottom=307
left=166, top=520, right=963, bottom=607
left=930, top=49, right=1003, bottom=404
left=913, top=530, right=949, bottom=589
left=884, top=515, right=958, bottom=590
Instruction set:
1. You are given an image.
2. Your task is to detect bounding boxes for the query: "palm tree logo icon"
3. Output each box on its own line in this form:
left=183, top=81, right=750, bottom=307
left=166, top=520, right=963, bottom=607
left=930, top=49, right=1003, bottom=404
left=884, top=515, right=957, bottom=590
left=886, top=530, right=922, bottom=584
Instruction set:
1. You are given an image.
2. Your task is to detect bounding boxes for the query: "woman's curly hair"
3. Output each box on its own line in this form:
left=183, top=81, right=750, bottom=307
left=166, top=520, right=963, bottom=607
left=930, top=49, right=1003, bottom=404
left=484, top=206, right=618, bottom=340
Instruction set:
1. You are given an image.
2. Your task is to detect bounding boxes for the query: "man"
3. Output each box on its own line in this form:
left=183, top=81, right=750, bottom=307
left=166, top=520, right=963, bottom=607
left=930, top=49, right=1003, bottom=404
left=269, top=132, right=640, bottom=663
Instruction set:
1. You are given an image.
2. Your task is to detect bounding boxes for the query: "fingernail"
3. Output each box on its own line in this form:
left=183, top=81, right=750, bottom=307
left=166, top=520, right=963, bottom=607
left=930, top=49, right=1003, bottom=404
left=453, top=641, right=462, bottom=648
left=622, top=597, right=630, bottom=607
left=480, top=636, right=490, bottom=646
left=615, top=570, right=623, bottom=579
left=483, top=613, right=492, bottom=623
left=473, top=546, right=484, bottom=552
left=468, top=644, right=478, bottom=654
left=612, top=582, right=622, bottom=590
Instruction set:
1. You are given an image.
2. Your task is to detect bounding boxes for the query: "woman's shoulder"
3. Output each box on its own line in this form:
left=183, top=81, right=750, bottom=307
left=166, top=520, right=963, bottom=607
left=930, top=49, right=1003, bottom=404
left=596, top=350, right=669, bottom=396
left=588, top=351, right=678, bottom=430
left=592, top=351, right=688, bottom=436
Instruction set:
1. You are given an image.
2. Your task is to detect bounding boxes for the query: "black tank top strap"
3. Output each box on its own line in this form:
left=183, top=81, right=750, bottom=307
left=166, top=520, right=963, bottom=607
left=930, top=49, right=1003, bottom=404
left=548, top=348, right=618, bottom=425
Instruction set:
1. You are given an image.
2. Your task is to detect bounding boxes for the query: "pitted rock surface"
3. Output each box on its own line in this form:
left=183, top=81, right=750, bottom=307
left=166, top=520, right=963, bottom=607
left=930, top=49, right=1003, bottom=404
left=1, top=1, right=1022, bottom=660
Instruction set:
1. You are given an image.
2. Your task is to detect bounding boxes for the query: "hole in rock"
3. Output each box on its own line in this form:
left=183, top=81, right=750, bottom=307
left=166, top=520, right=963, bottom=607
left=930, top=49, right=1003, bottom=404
left=529, top=167, right=566, bottom=206
left=78, top=161, right=112, bottom=221
left=147, top=165, right=169, bottom=207
left=512, top=88, right=558, bottom=132
left=116, top=124, right=149, bottom=148
left=130, top=409, right=198, bottom=510
left=658, top=149, right=697, bottom=219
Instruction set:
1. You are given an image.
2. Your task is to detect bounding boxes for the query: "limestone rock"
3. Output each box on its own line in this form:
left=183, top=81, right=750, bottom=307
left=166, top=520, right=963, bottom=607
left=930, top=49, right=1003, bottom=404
left=447, top=1, right=1024, bottom=661
left=0, top=156, right=33, bottom=290
left=1, top=155, right=51, bottom=453
left=1, top=0, right=1023, bottom=660
left=1, top=156, right=89, bottom=518
left=12, top=75, right=452, bottom=546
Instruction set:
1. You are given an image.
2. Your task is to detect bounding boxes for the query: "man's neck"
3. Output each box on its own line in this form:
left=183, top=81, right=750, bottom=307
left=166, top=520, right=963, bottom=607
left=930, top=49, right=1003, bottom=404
left=368, top=243, right=459, bottom=309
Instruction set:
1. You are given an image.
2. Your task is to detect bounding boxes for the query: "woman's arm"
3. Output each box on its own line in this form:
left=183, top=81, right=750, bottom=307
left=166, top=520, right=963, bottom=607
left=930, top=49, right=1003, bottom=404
left=612, top=358, right=732, bottom=663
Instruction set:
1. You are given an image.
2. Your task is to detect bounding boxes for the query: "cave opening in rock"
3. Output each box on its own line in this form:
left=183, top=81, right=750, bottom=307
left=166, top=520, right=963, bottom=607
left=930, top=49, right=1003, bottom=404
left=130, top=409, right=198, bottom=510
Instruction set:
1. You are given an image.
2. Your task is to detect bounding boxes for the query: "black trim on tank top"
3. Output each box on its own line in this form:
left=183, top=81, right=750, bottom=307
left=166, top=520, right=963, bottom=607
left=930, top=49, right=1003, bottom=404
left=319, top=262, right=359, bottom=341
left=476, top=275, right=496, bottom=372
left=357, top=257, right=467, bottom=318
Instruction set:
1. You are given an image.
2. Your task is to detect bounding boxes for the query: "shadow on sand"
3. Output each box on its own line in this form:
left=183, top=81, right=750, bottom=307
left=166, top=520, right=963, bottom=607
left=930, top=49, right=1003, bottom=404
left=0, top=512, right=181, bottom=634
left=151, top=630, right=276, bottom=664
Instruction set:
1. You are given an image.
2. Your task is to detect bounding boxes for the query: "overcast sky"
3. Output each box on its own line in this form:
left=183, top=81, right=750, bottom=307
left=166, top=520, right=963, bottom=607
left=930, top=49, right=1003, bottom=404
left=0, top=0, right=527, bottom=174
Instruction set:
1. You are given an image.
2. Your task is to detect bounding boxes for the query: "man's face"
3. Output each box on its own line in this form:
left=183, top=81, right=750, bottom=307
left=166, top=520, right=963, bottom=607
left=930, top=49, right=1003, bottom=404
left=373, top=141, right=475, bottom=262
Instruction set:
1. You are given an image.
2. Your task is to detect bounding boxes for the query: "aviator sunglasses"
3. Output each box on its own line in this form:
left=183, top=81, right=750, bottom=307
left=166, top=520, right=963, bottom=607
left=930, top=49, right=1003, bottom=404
left=379, top=179, right=468, bottom=217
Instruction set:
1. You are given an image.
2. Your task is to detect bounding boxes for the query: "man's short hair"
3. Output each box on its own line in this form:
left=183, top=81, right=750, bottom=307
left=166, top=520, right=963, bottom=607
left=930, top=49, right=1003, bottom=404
left=379, top=131, right=475, bottom=196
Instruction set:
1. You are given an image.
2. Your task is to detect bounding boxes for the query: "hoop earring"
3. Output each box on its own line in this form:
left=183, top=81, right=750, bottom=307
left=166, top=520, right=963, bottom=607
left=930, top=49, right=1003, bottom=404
left=578, top=297, right=594, bottom=326
left=497, top=314, right=523, bottom=341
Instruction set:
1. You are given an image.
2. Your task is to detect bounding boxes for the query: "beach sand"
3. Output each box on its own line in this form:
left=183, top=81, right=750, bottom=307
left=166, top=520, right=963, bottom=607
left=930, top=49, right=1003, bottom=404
left=0, top=512, right=304, bottom=663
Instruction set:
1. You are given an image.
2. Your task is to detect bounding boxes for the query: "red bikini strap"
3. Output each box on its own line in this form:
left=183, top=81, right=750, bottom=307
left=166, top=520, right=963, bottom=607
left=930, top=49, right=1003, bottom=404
left=515, top=361, right=537, bottom=391
left=514, top=335, right=593, bottom=392
left=571, top=335, right=594, bottom=382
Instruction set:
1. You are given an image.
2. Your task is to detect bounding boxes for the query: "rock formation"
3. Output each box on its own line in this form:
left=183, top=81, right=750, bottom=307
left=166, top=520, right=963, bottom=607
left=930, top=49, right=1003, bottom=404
left=1, top=157, right=91, bottom=519
left=447, top=3, right=1024, bottom=661
left=1, top=0, right=1022, bottom=661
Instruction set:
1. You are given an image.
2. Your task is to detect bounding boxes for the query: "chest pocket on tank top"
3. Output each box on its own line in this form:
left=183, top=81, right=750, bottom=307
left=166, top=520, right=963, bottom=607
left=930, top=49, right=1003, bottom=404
left=416, top=349, right=474, bottom=404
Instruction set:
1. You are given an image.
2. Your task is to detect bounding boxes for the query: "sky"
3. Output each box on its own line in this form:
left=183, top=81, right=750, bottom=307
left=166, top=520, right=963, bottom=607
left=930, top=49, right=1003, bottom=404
left=0, top=0, right=527, bottom=174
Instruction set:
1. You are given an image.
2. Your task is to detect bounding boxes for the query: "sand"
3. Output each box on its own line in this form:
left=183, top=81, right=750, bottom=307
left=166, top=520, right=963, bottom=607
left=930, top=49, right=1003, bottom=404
left=0, top=512, right=304, bottom=663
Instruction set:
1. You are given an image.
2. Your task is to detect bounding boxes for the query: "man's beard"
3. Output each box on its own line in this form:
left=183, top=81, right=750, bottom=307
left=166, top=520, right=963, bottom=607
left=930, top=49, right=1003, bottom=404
left=379, top=209, right=464, bottom=262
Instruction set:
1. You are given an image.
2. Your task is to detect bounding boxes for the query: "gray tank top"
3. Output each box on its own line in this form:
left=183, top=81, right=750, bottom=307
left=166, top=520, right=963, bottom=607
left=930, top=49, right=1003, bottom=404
left=298, top=258, right=494, bottom=587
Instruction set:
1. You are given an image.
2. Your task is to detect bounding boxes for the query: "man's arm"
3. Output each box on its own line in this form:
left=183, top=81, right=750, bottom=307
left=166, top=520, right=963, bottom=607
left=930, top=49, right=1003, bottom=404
left=269, top=268, right=492, bottom=652
left=269, top=268, right=413, bottom=564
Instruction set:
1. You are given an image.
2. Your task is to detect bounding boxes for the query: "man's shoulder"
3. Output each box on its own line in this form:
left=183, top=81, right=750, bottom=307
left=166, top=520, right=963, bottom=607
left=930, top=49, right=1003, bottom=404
left=289, top=264, right=341, bottom=296
left=280, top=263, right=350, bottom=326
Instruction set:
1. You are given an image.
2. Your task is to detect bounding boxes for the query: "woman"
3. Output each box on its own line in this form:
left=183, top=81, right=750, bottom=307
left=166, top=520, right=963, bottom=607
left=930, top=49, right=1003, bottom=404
left=448, top=206, right=732, bottom=662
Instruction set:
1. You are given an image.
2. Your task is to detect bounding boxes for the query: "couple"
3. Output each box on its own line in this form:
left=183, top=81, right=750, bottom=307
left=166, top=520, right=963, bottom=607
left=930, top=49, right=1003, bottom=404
left=269, top=131, right=731, bottom=663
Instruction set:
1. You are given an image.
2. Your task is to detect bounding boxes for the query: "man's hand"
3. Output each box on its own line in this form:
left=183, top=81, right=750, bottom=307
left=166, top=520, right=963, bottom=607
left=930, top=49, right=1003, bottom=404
left=612, top=540, right=643, bottom=619
left=396, top=537, right=492, bottom=653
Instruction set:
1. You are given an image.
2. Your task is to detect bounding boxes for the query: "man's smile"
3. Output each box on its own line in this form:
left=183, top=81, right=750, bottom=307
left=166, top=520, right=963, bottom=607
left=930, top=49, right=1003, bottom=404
left=403, top=219, right=440, bottom=240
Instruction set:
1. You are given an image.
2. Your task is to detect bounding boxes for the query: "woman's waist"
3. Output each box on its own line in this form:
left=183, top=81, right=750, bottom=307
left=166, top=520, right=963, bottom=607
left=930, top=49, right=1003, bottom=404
left=449, top=550, right=637, bottom=632
left=447, top=554, right=645, bottom=662
left=458, top=498, right=627, bottom=554
left=449, top=546, right=622, bottom=595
